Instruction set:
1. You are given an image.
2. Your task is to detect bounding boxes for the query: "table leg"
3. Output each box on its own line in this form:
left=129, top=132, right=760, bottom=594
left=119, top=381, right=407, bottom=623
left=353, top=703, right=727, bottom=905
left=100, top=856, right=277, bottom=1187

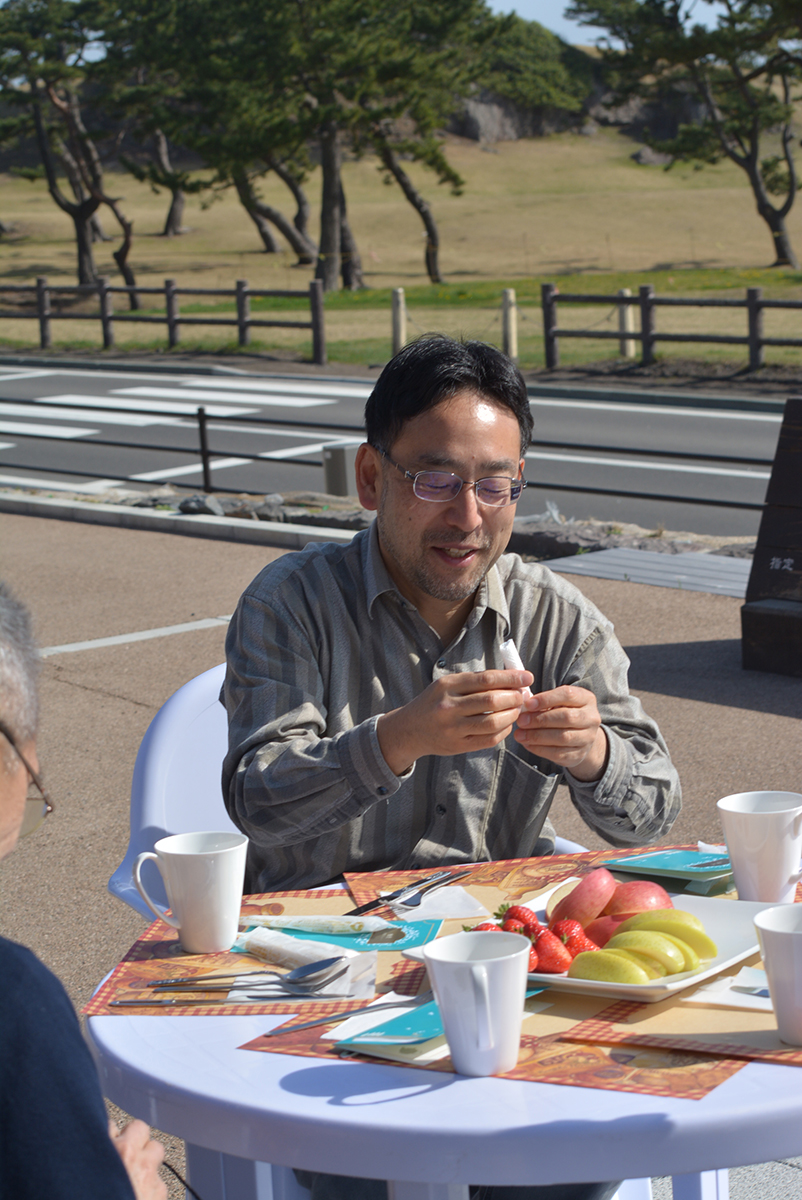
left=387, top=1184, right=470, bottom=1200
left=670, top=1170, right=729, bottom=1200
left=184, top=1145, right=308, bottom=1200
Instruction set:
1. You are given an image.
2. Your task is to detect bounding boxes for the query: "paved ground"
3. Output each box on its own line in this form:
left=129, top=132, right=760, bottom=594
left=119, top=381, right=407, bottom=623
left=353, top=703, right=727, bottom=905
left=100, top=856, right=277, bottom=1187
left=2, top=510, right=802, bottom=1197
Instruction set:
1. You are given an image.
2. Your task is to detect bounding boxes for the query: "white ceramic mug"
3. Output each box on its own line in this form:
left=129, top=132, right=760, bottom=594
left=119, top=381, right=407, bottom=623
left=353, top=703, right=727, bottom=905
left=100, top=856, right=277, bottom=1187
left=422, top=930, right=530, bottom=1076
left=134, top=831, right=248, bottom=953
left=754, top=905, right=802, bottom=1045
left=717, top=791, right=802, bottom=903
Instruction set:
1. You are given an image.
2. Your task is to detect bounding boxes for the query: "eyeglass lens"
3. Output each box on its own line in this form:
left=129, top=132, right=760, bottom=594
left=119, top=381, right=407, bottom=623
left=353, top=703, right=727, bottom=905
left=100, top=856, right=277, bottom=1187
left=413, top=472, right=522, bottom=507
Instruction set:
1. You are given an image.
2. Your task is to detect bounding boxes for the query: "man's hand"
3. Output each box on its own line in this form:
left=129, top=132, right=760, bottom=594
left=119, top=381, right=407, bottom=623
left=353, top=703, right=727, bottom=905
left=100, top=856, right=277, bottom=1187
left=109, top=1119, right=167, bottom=1200
left=378, top=669, right=533, bottom=776
left=513, top=686, right=608, bottom=782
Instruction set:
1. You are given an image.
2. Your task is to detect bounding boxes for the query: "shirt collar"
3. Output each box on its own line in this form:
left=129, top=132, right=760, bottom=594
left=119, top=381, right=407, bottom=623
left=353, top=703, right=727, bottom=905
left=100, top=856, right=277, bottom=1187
left=365, top=523, right=511, bottom=634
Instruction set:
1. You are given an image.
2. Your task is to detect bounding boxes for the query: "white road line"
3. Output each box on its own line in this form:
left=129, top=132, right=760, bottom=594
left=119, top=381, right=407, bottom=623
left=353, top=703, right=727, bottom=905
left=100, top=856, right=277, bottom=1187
left=40, top=615, right=232, bottom=657
left=38, top=393, right=256, bottom=418
left=525, top=449, right=770, bottom=480
left=0, top=443, right=14, bottom=452
left=116, top=386, right=334, bottom=408
left=258, top=436, right=361, bottom=461
left=203, top=423, right=350, bottom=439
left=129, top=457, right=251, bottom=482
left=0, top=370, right=55, bottom=381
left=14, top=401, right=182, bottom=427
left=184, top=378, right=370, bottom=398
left=0, top=420, right=98, bottom=439
left=530, top=397, right=782, bottom=422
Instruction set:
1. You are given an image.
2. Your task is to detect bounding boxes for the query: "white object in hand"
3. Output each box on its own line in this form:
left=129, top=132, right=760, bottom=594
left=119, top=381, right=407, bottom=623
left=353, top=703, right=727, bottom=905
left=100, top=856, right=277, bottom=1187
left=499, top=638, right=532, bottom=699
left=754, top=905, right=802, bottom=1045
left=133, top=831, right=248, bottom=954
left=422, top=930, right=530, bottom=1076
left=717, top=791, right=802, bottom=903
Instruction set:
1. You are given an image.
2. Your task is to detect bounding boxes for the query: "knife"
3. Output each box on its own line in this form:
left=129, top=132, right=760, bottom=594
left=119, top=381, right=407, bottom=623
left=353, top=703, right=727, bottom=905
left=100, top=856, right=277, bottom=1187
left=343, top=869, right=459, bottom=916
left=109, top=992, right=352, bottom=1007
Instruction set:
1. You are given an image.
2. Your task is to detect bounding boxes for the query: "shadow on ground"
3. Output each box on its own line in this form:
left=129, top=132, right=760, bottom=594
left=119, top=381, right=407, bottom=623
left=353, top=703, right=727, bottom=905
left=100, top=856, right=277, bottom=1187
left=624, top=639, right=802, bottom=718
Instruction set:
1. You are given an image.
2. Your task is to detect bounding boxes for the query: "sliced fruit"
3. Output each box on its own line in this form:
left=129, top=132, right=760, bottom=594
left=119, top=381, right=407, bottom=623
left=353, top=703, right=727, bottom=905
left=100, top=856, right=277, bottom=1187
left=602, top=880, right=673, bottom=917
left=615, top=909, right=704, bottom=933
left=613, top=913, right=717, bottom=961
left=606, top=931, right=686, bottom=974
left=604, top=949, right=667, bottom=979
left=568, top=949, right=650, bottom=985
left=545, top=879, right=580, bottom=923
left=656, top=933, right=701, bottom=972
left=548, top=868, right=618, bottom=927
left=583, top=914, right=630, bottom=947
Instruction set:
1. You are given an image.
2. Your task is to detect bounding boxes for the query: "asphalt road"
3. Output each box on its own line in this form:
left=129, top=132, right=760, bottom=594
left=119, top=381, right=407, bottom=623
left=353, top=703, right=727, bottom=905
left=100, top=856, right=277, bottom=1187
left=0, top=363, right=781, bottom=535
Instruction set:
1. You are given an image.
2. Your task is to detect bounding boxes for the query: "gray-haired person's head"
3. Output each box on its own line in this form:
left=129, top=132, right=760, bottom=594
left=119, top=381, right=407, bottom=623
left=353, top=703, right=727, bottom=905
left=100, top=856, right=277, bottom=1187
left=0, top=582, right=39, bottom=772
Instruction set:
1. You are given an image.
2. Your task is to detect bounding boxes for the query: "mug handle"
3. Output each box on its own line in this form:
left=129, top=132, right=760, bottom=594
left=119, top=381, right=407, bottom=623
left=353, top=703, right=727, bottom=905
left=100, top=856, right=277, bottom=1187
left=133, top=852, right=180, bottom=929
left=471, top=964, right=494, bottom=1051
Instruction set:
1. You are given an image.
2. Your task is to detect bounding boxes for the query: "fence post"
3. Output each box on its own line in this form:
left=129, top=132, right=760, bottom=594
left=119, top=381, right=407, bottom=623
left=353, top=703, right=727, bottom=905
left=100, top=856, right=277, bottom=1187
left=391, top=287, right=406, bottom=356
left=309, top=280, right=326, bottom=366
left=541, top=283, right=559, bottom=369
left=747, top=287, right=764, bottom=372
left=502, top=288, right=518, bottom=360
left=618, top=288, right=635, bottom=358
left=165, top=278, right=180, bottom=348
left=36, top=276, right=51, bottom=350
left=236, top=279, right=250, bottom=347
left=98, top=276, right=114, bottom=350
left=196, top=406, right=213, bottom=493
left=639, top=284, right=655, bottom=366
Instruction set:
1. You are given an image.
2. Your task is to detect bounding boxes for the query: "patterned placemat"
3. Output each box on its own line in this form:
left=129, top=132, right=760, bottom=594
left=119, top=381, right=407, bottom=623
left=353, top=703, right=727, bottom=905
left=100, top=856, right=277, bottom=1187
left=83, top=890, right=425, bottom=1017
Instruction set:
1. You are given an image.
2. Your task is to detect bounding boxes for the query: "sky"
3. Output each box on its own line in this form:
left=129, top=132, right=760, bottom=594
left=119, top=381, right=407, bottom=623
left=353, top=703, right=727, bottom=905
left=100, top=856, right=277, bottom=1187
left=485, top=0, right=606, bottom=44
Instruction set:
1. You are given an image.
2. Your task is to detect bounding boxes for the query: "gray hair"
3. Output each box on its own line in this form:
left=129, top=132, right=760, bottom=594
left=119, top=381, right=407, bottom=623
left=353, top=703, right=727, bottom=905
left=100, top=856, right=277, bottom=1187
left=0, top=582, right=39, bottom=772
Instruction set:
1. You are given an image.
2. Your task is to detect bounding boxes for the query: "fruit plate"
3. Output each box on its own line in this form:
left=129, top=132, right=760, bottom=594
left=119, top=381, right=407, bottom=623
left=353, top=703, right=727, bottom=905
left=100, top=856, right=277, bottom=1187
left=526, top=895, right=774, bottom=1003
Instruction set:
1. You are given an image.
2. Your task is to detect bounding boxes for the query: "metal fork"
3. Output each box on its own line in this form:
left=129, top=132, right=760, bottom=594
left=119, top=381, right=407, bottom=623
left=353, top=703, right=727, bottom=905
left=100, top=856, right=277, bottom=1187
left=264, top=989, right=435, bottom=1036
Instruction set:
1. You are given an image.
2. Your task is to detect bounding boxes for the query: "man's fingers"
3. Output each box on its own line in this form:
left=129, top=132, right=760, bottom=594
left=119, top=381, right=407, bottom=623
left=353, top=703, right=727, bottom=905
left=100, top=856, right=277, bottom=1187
left=526, top=685, right=592, bottom=710
left=447, top=669, right=533, bottom=695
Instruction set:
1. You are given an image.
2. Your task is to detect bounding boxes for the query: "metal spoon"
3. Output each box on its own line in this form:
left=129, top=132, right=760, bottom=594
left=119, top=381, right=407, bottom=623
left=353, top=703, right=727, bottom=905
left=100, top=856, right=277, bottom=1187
left=153, top=964, right=350, bottom=996
left=147, top=955, right=346, bottom=989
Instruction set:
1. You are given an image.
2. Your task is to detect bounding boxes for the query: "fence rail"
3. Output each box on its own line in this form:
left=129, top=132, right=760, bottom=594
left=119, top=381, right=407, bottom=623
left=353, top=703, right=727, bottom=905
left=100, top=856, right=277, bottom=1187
left=541, top=283, right=802, bottom=371
left=0, top=276, right=326, bottom=365
left=0, top=395, right=769, bottom=510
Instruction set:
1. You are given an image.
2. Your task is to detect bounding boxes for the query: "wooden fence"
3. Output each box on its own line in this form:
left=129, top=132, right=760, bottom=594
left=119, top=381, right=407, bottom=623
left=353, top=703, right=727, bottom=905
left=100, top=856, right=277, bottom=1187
left=541, top=283, right=802, bottom=371
left=0, top=277, right=326, bottom=364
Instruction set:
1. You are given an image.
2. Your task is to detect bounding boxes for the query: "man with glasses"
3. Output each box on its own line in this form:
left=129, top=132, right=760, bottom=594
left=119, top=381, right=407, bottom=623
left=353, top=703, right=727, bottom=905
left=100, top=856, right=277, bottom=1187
left=0, top=582, right=166, bottom=1200
left=223, top=336, right=680, bottom=895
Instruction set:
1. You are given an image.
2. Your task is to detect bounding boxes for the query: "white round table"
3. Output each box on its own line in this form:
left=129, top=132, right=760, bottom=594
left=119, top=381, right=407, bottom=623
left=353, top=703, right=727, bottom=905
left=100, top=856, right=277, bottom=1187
left=88, top=1011, right=802, bottom=1200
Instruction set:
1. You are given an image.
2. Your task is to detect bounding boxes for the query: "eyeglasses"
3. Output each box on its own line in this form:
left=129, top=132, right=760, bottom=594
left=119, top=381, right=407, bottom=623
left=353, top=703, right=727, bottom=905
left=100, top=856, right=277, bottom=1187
left=0, top=719, right=54, bottom=838
left=376, top=448, right=528, bottom=508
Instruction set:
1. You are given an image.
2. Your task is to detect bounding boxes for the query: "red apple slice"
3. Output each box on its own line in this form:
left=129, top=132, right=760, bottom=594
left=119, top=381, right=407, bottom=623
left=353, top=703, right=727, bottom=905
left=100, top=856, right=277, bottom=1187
left=548, top=868, right=618, bottom=928
left=602, top=879, right=673, bottom=917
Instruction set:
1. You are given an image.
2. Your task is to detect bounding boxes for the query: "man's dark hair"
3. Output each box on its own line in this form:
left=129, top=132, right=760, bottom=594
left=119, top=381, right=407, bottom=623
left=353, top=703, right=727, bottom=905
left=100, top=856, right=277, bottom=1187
left=364, top=335, right=533, bottom=457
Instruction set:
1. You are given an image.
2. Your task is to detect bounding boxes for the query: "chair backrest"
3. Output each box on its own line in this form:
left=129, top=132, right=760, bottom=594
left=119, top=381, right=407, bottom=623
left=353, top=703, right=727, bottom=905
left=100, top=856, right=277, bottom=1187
left=109, top=662, right=236, bottom=918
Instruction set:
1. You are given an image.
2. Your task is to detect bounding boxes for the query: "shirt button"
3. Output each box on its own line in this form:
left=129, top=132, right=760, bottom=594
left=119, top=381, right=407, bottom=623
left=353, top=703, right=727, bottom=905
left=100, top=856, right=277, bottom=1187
left=436, top=804, right=446, bottom=816
left=377, top=786, right=388, bottom=796
left=437, top=658, right=446, bottom=669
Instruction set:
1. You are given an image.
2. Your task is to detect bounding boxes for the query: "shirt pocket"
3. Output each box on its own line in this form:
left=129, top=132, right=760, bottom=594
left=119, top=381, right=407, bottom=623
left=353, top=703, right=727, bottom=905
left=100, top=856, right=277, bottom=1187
left=480, top=746, right=559, bottom=861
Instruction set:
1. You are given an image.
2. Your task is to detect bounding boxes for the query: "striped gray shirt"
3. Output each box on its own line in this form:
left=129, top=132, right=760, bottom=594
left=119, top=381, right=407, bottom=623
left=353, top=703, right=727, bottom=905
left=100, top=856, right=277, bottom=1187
left=223, top=524, right=681, bottom=892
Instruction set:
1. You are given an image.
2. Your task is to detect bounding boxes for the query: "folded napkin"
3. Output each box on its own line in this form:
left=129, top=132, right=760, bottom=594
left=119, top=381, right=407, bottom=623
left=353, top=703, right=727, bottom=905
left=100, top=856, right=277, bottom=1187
left=680, top=966, right=773, bottom=1012
left=226, top=949, right=378, bottom=1003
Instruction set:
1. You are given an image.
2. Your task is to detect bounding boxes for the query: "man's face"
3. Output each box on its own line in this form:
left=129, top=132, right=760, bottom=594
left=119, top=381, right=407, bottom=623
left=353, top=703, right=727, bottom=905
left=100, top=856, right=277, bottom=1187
left=367, top=391, right=524, bottom=614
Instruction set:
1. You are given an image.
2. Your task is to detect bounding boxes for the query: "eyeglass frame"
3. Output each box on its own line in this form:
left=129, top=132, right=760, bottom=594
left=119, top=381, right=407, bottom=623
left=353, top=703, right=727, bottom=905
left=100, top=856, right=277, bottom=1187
left=0, top=718, right=54, bottom=835
left=374, top=446, right=529, bottom=508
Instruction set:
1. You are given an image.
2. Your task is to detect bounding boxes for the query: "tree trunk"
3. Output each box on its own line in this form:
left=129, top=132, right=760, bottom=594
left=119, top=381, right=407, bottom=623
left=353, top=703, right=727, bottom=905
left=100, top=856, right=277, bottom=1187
left=377, top=143, right=443, bottom=284
left=268, top=156, right=314, bottom=243
left=316, top=124, right=341, bottom=292
left=112, top=221, right=140, bottom=310
left=233, top=172, right=281, bottom=252
left=163, top=188, right=186, bottom=237
left=766, top=214, right=799, bottom=268
left=72, top=211, right=99, bottom=286
left=339, top=181, right=364, bottom=290
left=746, top=165, right=800, bottom=269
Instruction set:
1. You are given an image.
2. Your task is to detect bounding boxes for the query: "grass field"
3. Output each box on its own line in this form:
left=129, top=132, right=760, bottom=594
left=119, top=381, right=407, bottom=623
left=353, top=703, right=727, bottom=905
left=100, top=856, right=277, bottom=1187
left=1, top=125, right=801, bottom=368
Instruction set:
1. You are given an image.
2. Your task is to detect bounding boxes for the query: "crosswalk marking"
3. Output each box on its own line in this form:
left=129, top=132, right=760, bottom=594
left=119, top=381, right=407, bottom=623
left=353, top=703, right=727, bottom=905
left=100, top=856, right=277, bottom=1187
left=130, top=457, right=251, bottom=482
left=38, top=393, right=256, bottom=417
left=116, top=386, right=334, bottom=407
left=9, top=400, right=182, bottom=427
left=183, top=377, right=370, bottom=398
left=0, top=420, right=98, bottom=439
left=525, top=449, right=769, bottom=480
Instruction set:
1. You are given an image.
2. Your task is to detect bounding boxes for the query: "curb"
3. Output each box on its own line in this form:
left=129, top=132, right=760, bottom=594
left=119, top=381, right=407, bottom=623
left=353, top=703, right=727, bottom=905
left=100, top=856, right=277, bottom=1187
left=0, top=491, right=356, bottom=548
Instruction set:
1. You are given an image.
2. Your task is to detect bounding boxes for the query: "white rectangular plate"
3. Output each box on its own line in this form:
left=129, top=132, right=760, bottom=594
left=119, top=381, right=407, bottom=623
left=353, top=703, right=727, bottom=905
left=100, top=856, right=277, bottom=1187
left=526, top=895, right=774, bottom=1003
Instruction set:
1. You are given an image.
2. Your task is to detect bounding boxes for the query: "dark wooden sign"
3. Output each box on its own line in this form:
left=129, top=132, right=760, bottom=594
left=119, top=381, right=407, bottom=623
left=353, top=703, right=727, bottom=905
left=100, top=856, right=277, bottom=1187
left=742, top=397, right=802, bottom=675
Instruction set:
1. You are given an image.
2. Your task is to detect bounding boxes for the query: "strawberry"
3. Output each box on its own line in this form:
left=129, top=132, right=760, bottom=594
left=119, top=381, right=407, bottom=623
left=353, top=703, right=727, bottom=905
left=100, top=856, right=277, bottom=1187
left=528, top=944, right=539, bottom=972
left=496, top=903, right=538, bottom=925
left=534, top=928, right=573, bottom=974
left=501, top=917, right=527, bottom=934
left=550, top=919, right=601, bottom=958
left=472, top=921, right=503, bottom=932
